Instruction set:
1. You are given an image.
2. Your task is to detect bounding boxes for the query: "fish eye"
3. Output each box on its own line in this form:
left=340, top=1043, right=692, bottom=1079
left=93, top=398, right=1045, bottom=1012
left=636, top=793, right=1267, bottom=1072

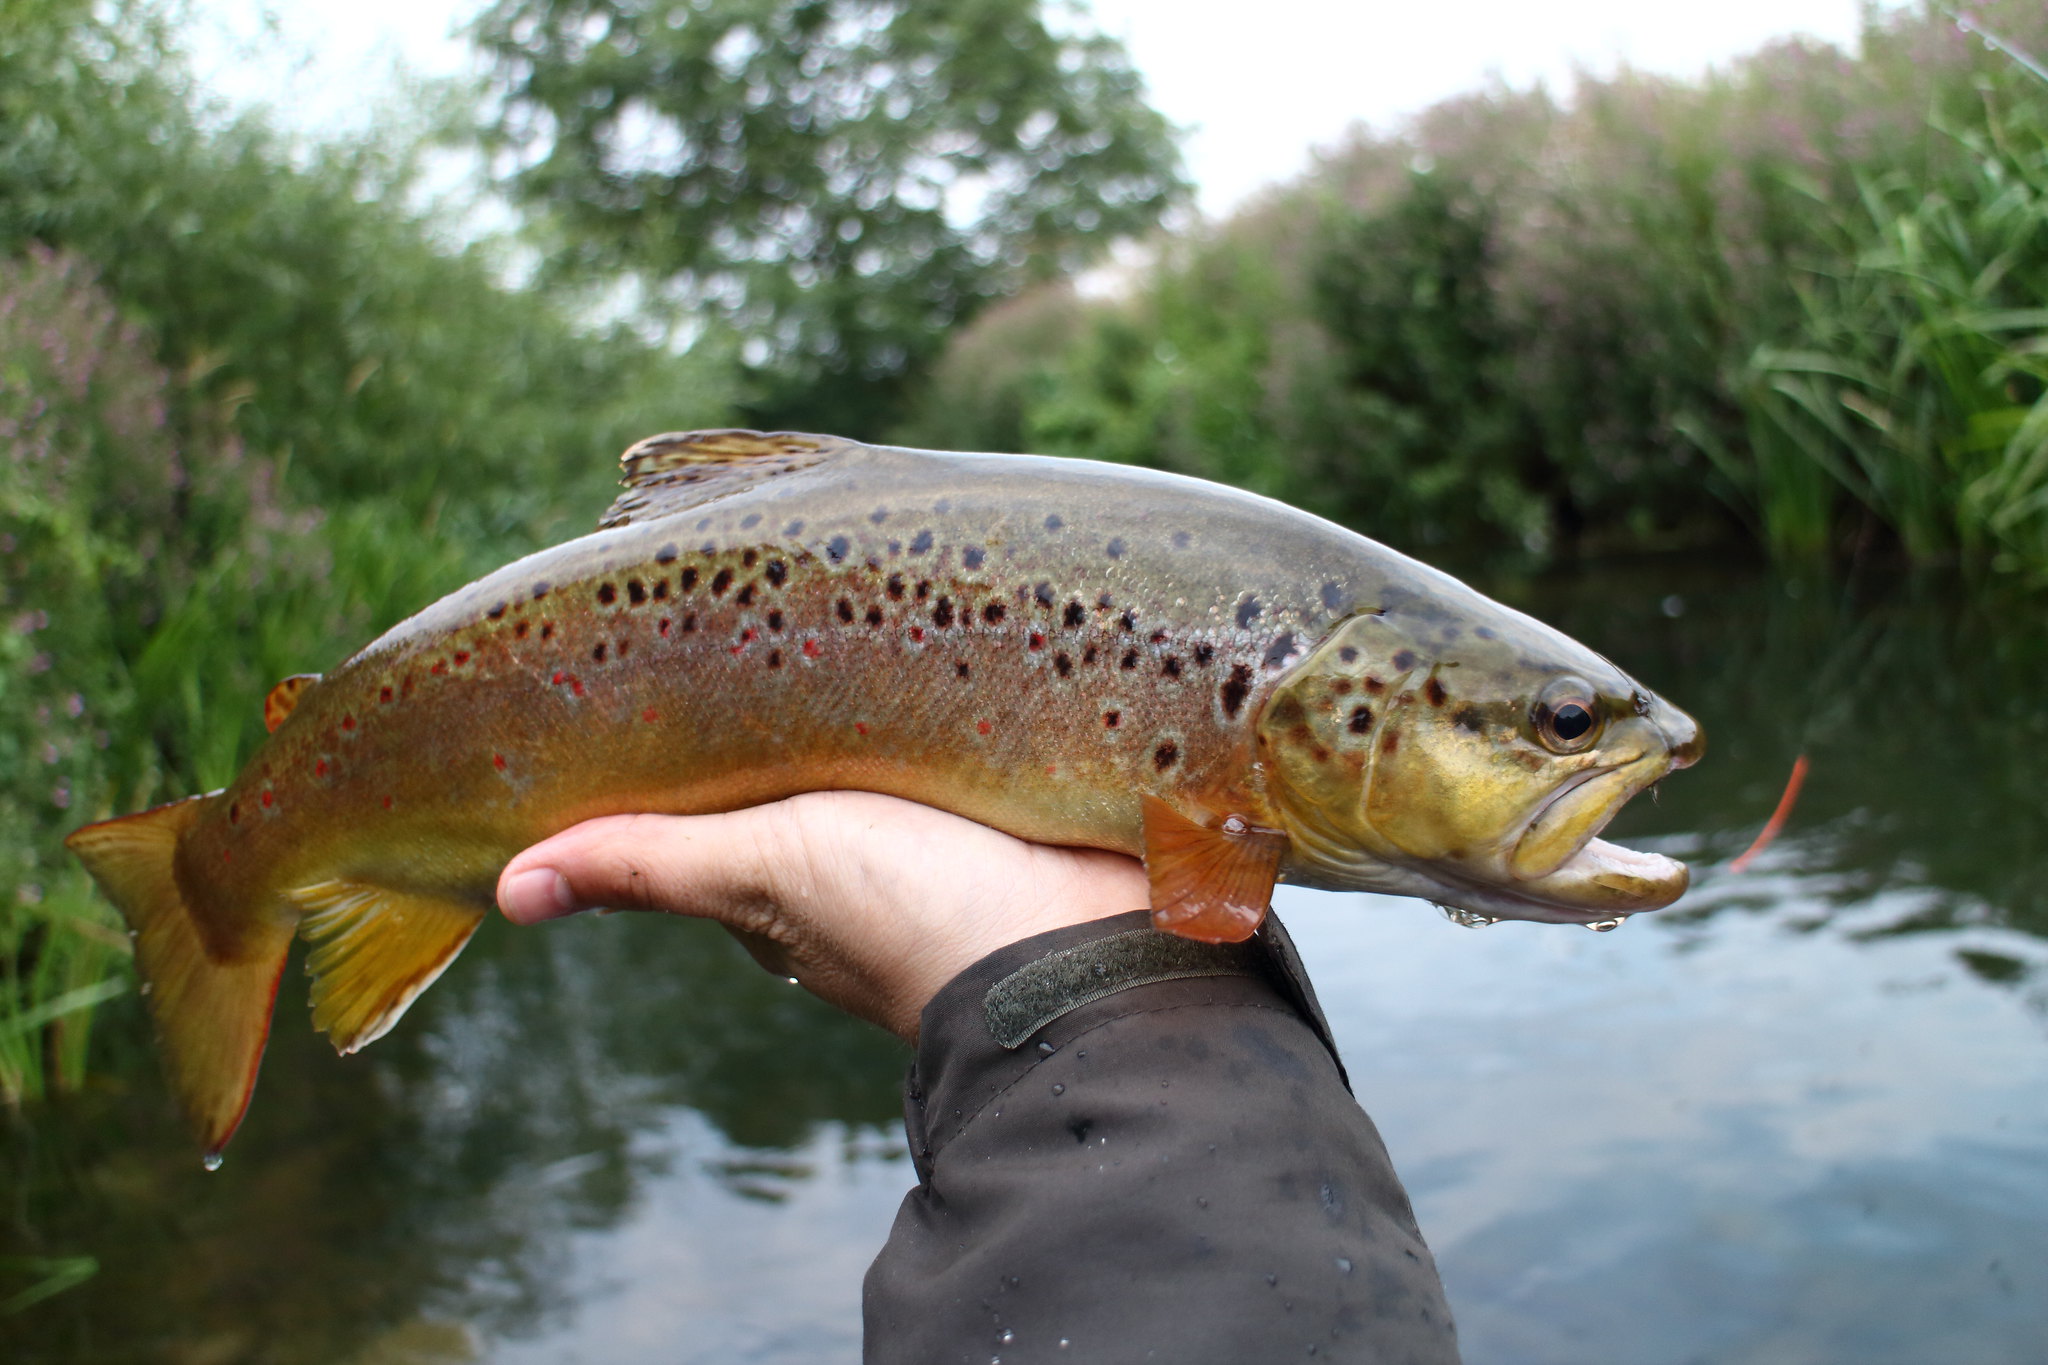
left=1533, top=678, right=1602, bottom=754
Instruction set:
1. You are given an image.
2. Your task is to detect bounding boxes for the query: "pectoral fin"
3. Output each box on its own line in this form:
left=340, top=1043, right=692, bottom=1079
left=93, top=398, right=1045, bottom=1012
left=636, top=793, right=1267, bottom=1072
left=1141, top=796, right=1288, bottom=944
left=287, top=881, right=485, bottom=1053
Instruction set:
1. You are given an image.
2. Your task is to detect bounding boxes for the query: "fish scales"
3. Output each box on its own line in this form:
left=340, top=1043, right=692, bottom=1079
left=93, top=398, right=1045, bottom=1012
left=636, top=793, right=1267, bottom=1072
left=66, top=431, right=1704, bottom=1157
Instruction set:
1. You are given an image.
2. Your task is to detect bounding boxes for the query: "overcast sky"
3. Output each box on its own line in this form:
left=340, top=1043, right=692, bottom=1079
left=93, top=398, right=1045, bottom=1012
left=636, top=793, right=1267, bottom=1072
left=189, top=0, right=1893, bottom=218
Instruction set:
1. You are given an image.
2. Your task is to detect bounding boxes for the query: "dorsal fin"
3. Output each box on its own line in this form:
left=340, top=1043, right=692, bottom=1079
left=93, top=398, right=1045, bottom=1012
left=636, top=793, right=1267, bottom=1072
left=597, top=429, right=843, bottom=529
left=263, top=674, right=321, bottom=733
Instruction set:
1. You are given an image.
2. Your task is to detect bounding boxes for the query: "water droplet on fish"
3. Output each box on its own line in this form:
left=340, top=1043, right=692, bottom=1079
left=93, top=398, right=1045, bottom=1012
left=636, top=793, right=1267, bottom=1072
left=1196, top=1196, right=1209, bottom=1208
left=1058, top=1340, right=1070, bottom=1350
left=1266, top=1273, right=1279, bottom=1286
left=786, top=976, right=800, bottom=985
left=1051, top=1083, right=1065, bottom=1095
left=1436, top=904, right=1499, bottom=929
left=202, top=1153, right=223, bottom=1172
left=999, top=1330, right=1016, bottom=1344
left=1586, top=917, right=1625, bottom=932
left=1335, top=1256, right=1353, bottom=1273
left=1222, top=815, right=1248, bottom=835
left=1037, top=1041, right=1056, bottom=1055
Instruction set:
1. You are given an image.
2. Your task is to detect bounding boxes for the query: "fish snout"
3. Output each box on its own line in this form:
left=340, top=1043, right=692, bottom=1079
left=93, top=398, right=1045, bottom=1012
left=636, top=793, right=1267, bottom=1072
left=1656, top=702, right=1704, bottom=770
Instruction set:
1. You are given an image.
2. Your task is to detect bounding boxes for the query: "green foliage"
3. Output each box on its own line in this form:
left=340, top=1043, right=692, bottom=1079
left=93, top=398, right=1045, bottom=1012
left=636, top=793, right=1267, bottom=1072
left=914, top=2, right=2048, bottom=577
left=472, top=0, right=1186, bottom=436
left=0, top=3, right=733, bottom=1112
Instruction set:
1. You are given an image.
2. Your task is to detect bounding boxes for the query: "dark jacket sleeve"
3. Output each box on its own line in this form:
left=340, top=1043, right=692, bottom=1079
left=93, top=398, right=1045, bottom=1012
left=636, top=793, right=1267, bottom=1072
left=863, top=909, right=1461, bottom=1365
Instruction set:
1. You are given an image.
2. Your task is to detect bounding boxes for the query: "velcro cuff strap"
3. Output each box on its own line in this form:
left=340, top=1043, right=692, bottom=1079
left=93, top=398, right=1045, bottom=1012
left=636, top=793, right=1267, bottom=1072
left=982, top=928, right=1262, bottom=1048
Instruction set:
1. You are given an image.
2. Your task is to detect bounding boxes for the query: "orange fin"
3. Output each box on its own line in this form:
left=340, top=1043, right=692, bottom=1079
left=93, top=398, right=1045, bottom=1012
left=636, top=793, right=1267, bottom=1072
left=65, top=795, right=291, bottom=1161
left=1141, top=796, right=1288, bottom=944
left=597, top=429, right=841, bottom=529
left=263, top=674, right=320, bottom=732
left=287, top=880, right=485, bottom=1053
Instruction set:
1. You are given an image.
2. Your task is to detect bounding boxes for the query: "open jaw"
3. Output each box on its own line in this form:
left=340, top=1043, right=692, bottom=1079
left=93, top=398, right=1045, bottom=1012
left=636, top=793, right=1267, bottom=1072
left=1434, top=757, right=1690, bottom=924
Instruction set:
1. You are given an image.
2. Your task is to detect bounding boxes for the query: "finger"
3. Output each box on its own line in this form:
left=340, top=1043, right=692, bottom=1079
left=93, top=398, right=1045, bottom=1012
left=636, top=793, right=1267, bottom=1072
left=497, top=811, right=777, bottom=926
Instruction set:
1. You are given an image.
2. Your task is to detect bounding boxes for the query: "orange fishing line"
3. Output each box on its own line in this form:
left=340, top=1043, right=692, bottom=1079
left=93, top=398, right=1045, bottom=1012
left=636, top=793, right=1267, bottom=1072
left=1729, top=754, right=1809, bottom=872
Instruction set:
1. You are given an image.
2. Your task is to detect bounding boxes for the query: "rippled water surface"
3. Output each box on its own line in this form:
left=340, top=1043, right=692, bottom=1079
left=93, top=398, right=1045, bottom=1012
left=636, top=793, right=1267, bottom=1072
left=7, top=563, right=2047, bottom=1363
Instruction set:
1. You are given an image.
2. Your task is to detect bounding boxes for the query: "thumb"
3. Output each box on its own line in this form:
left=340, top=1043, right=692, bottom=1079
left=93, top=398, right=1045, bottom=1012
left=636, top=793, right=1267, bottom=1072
left=496, top=811, right=779, bottom=927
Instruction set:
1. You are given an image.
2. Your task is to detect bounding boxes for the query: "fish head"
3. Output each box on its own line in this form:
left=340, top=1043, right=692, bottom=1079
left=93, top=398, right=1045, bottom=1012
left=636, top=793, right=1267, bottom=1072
left=1256, top=606, right=1703, bottom=924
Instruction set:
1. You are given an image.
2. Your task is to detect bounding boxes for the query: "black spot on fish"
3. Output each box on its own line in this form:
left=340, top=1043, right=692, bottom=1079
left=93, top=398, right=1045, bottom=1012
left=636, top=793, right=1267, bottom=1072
left=767, top=648, right=783, bottom=668
left=1221, top=664, right=1253, bottom=719
left=915, top=580, right=930, bottom=601
left=1321, top=581, right=1349, bottom=613
left=1149, top=629, right=1169, bottom=645
left=1475, top=626, right=1497, bottom=640
left=653, top=579, right=670, bottom=600
left=700, top=541, right=716, bottom=555
left=1425, top=677, right=1447, bottom=707
left=1103, top=710, right=1121, bottom=729
left=1106, top=537, right=1126, bottom=559
left=1393, top=649, right=1418, bottom=672
left=655, top=544, right=678, bottom=565
left=827, top=535, right=851, bottom=563
left=1083, top=644, right=1098, bottom=664
left=1044, top=514, right=1065, bottom=531
left=1035, top=581, right=1056, bottom=608
left=1338, top=646, right=1357, bottom=664
left=1236, top=596, right=1262, bottom=628
left=1097, top=592, right=1115, bottom=610
left=983, top=602, right=1006, bottom=624
left=681, top=567, right=699, bottom=592
left=910, top=529, right=934, bottom=554
left=532, top=581, right=551, bottom=600
left=1063, top=601, right=1085, bottom=628
left=837, top=598, right=855, bottom=623
left=1381, top=731, right=1400, bottom=756
left=1162, top=656, right=1182, bottom=678
left=765, top=560, right=787, bottom=587
left=1263, top=633, right=1298, bottom=669
left=592, top=642, right=607, bottom=662
left=597, top=583, right=617, bottom=605
left=865, top=606, right=884, bottom=627
left=784, top=520, right=804, bottom=537
left=870, top=507, right=889, bottom=525
left=682, top=614, right=697, bottom=632
left=710, top=569, right=733, bottom=596
left=1172, top=530, right=1192, bottom=549
left=1121, top=648, right=1139, bottom=670
left=1194, top=643, right=1215, bottom=665
left=933, top=597, right=955, bottom=628
left=627, top=580, right=646, bottom=606
left=767, top=610, right=784, bottom=631
left=956, top=662, right=971, bottom=679
left=1348, top=705, right=1374, bottom=734
left=1120, top=610, right=1138, bottom=633
left=741, top=549, right=758, bottom=569
left=741, top=513, right=762, bottom=530
left=1054, top=652, right=1073, bottom=677
left=964, top=546, right=986, bottom=570
left=887, top=574, right=906, bottom=601
left=487, top=601, right=507, bottom=620
left=736, top=584, right=755, bottom=607
left=1363, top=676, right=1385, bottom=694
left=887, top=540, right=901, bottom=556
left=696, top=518, right=711, bottom=532
left=1154, top=741, right=1179, bottom=770
left=1453, top=706, right=1483, bottom=733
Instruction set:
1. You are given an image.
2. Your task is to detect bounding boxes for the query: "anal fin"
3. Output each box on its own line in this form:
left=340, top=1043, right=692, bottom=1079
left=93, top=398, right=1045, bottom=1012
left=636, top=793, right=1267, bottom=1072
left=1141, top=796, right=1288, bottom=944
left=287, top=881, right=485, bottom=1053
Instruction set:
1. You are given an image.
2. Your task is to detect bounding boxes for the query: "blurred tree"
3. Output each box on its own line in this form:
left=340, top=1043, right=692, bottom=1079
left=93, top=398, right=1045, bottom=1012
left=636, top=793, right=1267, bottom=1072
left=471, top=0, right=1186, bottom=437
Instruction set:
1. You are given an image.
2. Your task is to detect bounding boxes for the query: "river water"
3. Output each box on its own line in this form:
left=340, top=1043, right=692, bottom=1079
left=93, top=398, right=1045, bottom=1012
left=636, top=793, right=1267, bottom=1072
left=6, top=561, right=2047, bottom=1363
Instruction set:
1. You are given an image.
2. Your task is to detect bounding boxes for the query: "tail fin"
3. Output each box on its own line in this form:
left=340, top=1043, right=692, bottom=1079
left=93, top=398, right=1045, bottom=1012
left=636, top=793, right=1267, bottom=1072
left=65, top=795, right=291, bottom=1162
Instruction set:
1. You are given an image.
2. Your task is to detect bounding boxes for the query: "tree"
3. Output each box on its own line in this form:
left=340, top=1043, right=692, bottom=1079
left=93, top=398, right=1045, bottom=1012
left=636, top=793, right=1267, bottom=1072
left=471, top=0, right=1186, bottom=437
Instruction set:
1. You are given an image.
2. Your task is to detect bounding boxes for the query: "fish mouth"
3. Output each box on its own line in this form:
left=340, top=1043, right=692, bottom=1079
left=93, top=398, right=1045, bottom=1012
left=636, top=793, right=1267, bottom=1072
left=1439, top=753, right=1689, bottom=924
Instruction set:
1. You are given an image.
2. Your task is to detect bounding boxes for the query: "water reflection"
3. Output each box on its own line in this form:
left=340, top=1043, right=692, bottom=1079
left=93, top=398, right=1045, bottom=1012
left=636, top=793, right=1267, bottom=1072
left=6, top=562, right=2048, bottom=1362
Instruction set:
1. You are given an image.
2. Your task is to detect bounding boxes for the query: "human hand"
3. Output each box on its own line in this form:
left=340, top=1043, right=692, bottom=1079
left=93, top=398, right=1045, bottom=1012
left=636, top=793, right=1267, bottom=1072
left=495, top=791, right=1150, bottom=1041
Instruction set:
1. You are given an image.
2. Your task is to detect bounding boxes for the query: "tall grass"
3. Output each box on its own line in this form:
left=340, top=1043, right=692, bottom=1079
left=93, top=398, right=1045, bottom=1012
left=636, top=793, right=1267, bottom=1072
left=909, top=2, right=2048, bottom=578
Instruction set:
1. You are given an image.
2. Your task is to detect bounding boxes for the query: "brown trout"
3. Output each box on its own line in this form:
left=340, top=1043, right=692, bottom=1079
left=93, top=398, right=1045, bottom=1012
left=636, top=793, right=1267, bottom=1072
left=68, top=430, right=1703, bottom=1157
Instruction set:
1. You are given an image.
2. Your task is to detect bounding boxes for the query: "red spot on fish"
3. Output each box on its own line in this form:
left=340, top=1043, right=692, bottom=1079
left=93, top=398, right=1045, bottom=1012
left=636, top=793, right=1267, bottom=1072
left=909, top=626, right=925, bottom=643
left=223, top=849, right=232, bottom=863
left=315, top=759, right=328, bottom=777
left=1029, top=632, right=1045, bottom=651
left=1045, top=765, right=1057, bottom=776
left=642, top=707, right=659, bottom=723
left=382, top=795, right=393, bottom=810
left=261, top=790, right=274, bottom=808
left=855, top=722, right=869, bottom=736
left=493, top=753, right=507, bottom=770
left=552, top=671, right=566, bottom=685
left=803, top=639, right=822, bottom=658
left=379, top=685, right=394, bottom=703
left=659, top=618, right=672, bottom=636
left=430, top=661, right=446, bottom=675
left=977, top=720, right=993, bottom=735
left=571, top=679, right=585, bottom=697
left=454, top=650, right=471, bottom=666
left=342, top=714, right=356, bottom=731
